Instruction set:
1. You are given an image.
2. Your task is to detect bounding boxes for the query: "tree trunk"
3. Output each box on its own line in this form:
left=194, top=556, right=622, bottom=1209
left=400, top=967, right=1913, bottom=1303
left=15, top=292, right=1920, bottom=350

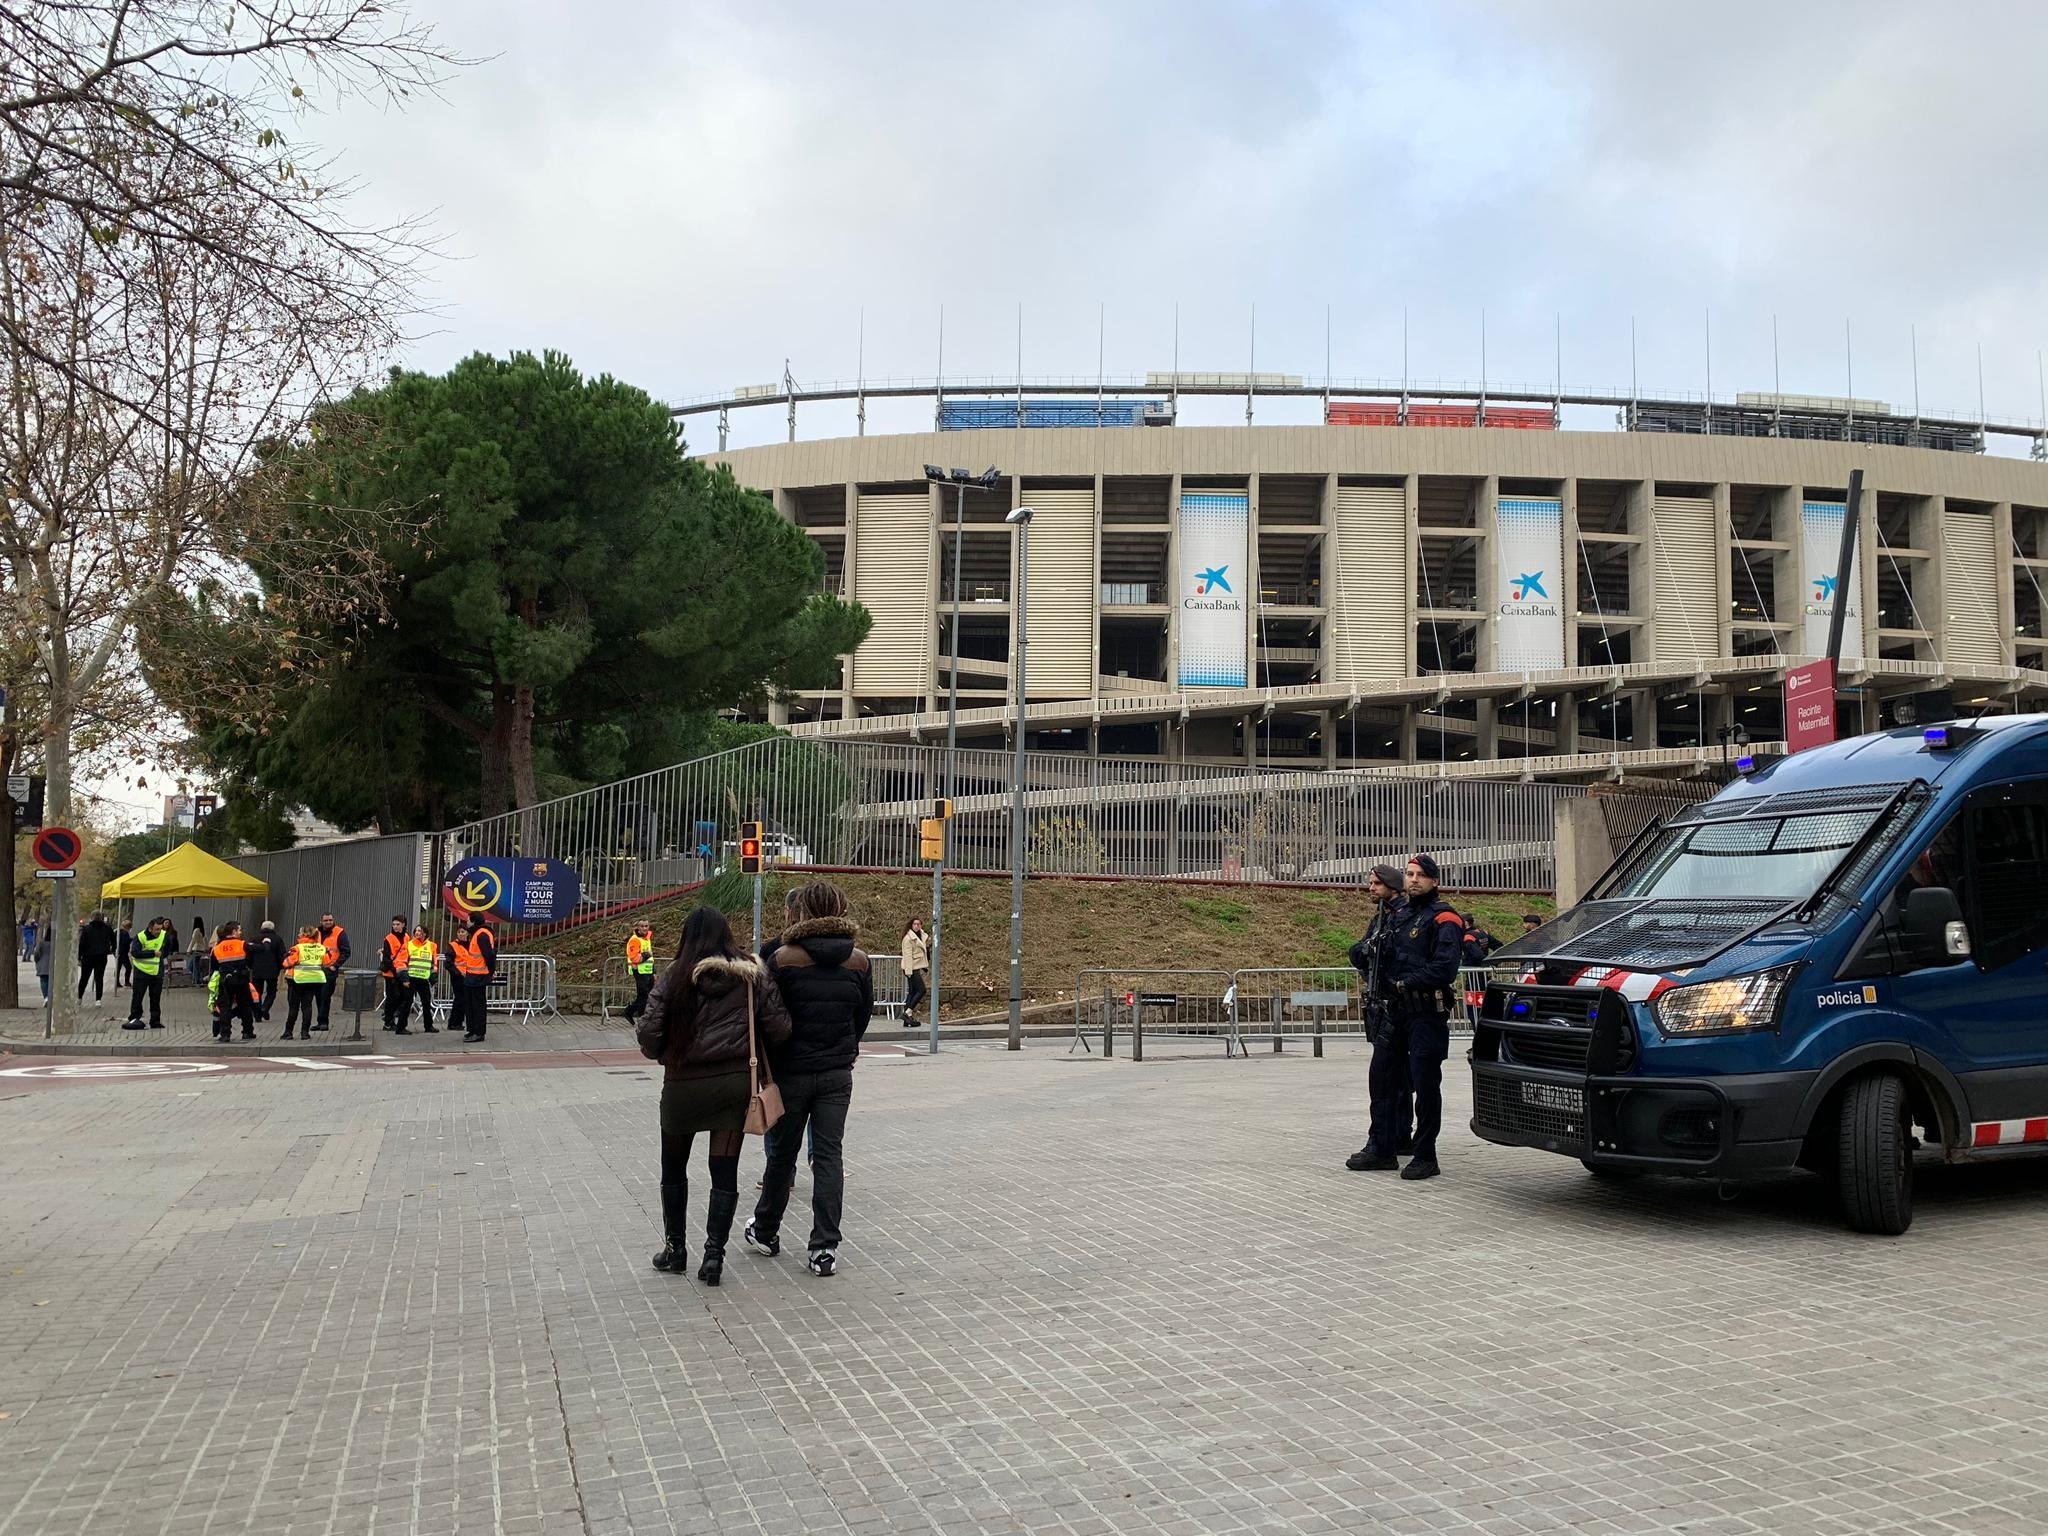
left=43, top=683, right=75, bottom=1035
left=509, top=684, right=537, bottom=809
left=479, top=681, right=539, bottom=818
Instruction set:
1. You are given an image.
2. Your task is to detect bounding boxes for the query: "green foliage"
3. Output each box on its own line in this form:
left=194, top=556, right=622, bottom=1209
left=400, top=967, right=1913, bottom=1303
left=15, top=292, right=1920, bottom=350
left=163, top=351, right=871, bottom=829
left=1180, top=894, right=1252, bottom=933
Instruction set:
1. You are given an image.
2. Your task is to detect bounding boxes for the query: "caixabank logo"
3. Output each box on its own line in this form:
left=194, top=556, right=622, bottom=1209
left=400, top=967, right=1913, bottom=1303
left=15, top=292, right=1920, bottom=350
left=1184, top=564, right=1240, bottom=611
left=1499, top=568, right=1557, bottom=618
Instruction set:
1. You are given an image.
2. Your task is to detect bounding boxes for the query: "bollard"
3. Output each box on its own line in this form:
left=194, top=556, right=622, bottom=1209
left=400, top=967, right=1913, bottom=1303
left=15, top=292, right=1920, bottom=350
left=1133, top=1005, right=1143, bottom=1062
left=1103, top=996, right=1113, bottom=1059
left=1314, top=1008, right=1324, bottom=1058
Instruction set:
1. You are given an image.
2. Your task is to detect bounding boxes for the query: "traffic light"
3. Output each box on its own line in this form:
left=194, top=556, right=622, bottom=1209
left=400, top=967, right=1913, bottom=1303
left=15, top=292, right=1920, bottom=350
left=932, top=797, right=953, bottom=820
left=918, top=817, right=945, bottom=861
left=738, top=820, right=765, bottom=875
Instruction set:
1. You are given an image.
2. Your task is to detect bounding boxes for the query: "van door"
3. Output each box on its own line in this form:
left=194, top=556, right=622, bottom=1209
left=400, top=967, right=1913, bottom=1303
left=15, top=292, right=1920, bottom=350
left=1885, top=782, right=2048, bottom=1127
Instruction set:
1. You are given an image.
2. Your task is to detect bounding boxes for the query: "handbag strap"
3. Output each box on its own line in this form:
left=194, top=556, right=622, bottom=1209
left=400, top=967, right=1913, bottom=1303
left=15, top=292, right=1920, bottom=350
left=745, top=976, right=760, bottom=1098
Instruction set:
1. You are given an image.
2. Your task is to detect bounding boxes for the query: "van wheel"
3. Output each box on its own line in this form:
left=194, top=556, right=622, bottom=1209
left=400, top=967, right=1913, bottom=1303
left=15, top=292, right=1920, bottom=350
left=1837, top=1073, right=1914, bottom=1235
left=1581, top=1160, right=1642, bottom=1181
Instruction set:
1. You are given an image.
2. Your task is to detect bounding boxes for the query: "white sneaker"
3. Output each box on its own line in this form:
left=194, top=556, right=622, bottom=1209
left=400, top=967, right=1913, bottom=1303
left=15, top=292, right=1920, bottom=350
left=806, top=1249, right=837, bottom=1278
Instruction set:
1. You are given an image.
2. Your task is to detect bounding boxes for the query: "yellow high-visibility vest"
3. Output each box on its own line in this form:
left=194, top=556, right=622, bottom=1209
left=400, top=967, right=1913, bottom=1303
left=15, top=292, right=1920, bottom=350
left=290, top=941, right=327, bottom=985
left=406, top=939, right=437, bottom=979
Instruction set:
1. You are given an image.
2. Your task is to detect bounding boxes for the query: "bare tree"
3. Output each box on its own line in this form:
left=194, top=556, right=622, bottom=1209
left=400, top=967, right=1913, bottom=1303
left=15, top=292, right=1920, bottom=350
left=0, top=0, right=460, bottom=1029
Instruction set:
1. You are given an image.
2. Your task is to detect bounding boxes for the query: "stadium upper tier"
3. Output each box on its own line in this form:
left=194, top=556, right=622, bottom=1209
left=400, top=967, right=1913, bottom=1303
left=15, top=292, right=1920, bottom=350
left=707, top=423, right=2048, bottom=779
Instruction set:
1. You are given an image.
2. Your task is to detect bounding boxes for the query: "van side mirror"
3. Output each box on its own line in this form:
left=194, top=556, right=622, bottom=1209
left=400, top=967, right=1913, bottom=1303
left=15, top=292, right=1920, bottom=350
left=1901, top=886, right=1971, bottom=967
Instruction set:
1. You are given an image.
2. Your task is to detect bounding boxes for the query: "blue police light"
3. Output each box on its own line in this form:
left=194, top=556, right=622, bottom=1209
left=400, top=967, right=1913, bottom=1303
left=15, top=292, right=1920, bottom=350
left=1924, top=726, right=1951, bottom=750
left=1735, top=755, right=1757, bottom=776
left=1510, top=997, right=1531, bottom=1018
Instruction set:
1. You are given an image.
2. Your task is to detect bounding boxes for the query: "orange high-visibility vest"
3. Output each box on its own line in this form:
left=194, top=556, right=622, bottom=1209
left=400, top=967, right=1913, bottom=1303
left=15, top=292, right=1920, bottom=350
left=382, top=932, right=408, bottom=973
left=212, top=937, right=247, bottom=964
left=451, top=936, right=488, bottom=977
left=321, top=925, right=347, bottom=966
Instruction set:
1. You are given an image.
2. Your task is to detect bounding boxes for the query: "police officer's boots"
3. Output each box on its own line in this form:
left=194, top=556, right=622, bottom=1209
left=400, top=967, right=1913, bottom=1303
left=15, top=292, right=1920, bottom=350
left=651, top=1181, right=688, bottom=1274
left=699, top=1189, right=739, bottom=1286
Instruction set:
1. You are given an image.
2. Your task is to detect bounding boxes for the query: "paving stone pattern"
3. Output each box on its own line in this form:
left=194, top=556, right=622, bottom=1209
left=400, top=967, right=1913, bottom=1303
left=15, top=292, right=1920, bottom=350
left=6, top=1044, right=2048, bottom=1534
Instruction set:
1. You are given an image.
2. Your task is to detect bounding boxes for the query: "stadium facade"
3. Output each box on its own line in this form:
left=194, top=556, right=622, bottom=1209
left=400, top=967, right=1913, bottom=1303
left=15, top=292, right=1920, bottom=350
left=699, top=384, right=2048, bottom=781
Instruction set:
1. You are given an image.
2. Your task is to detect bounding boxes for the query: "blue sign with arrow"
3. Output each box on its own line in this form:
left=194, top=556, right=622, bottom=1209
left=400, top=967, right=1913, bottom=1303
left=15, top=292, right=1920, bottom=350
left=445, top=856, right=583, bottom=923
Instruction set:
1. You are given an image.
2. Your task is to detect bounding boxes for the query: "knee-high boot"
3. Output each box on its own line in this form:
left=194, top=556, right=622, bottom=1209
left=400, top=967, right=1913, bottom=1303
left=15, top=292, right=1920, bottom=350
left=699, top=1189, right=739, bottom=1286
left=651, top=1181, right=688, bottom=1273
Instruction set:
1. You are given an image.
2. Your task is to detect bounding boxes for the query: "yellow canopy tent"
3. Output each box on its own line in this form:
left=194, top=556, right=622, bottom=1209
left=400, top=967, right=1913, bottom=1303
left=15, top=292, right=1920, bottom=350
left=100, top=842, right=269, bottom=902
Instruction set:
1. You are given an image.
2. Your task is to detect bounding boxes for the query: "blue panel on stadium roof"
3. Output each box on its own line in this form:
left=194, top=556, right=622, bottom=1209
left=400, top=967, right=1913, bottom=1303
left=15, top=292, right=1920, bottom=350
left=938, top=399, right=1170, bottom=431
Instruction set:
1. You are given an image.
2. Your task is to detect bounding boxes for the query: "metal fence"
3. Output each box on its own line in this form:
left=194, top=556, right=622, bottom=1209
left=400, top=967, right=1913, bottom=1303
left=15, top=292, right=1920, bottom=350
left=1069, top=969, right=1239, bottom=1060
left=426, top=955, right=559, bottom=1027
left=125, top=835, right=428, bottom=957
left=421, top=735, right=1575, bottom=928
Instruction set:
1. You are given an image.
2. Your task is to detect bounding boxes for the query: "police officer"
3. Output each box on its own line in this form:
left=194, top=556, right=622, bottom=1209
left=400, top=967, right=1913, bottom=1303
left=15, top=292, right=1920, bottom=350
left=1382, top=853, right=1465, bottom=1181
left=1346, top=865, right=1413, bottom=1171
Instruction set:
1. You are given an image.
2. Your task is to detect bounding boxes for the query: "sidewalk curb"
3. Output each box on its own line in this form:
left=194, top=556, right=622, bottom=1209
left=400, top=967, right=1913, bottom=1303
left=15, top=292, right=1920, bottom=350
left=1, top=1036, right=380, bottom=1059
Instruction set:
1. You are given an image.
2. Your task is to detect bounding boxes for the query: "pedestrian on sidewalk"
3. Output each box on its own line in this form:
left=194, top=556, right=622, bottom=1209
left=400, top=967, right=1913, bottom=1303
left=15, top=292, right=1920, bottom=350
left=188, top=917, right=210, bottom=985
left=77, top=910, right=115, bottom=1004
left=114, top=918, right=134, bottom=989
left=33, top=925, right=51, bottom=1001
left=282, top=926, right=326, bottom=1041
left=19, top=915, right=35, bottom=961
left=622, top=921, right=657, bottom=1024
left=637, top=905, right=792, bottom=1286
left=404, top=925, right=439, bottom=1033
left=313, top=913, right=350, bottom=1032
left=377, top=915, right=412, bottom=1033
left=900, top=917, right=929, bottom=1028
left=122, top=916, right=174, bottom=1029
left=747, top=880, right=872, bottom=1279
left=448, top=917, right=496, bottom=1042
left=211, top=922, right=257, bottom=1042
left=248, top=921, right=285, bottom=1021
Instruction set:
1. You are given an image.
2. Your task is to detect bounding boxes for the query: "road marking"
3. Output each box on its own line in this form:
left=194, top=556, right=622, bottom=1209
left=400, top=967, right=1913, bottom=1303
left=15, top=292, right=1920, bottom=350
left=258, top=1056, right=354, bottom=1070
left=0, top=1061, right=229, bottom=1079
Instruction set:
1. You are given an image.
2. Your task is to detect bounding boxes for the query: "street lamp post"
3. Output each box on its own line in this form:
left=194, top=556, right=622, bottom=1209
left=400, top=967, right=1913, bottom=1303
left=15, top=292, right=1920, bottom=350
left=922, top=464, right=999, bottom=1055
left=1005, top=504, right=1034, bottom=1051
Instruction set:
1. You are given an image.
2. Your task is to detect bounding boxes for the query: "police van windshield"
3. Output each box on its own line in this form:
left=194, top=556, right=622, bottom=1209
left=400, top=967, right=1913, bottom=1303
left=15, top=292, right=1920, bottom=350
left=1610, top=808, right=1883, bottom=903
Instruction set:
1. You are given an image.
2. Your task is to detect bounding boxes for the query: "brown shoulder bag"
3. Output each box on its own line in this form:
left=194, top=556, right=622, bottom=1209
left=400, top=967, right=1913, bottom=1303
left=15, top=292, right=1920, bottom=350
left=743, top=978, right=785, bottom=1135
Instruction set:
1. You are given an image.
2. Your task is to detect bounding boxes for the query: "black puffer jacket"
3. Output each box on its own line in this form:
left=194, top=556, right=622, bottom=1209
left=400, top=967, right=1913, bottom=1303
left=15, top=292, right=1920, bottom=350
left=767, top=916, right=873, bottom=1075
left=637, top=952, right=790, bottom=1079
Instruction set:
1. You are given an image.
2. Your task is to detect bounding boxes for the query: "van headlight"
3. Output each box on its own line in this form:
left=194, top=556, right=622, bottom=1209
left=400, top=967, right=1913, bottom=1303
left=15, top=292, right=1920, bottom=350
left=1651, top=965, right=1798, bottom=1037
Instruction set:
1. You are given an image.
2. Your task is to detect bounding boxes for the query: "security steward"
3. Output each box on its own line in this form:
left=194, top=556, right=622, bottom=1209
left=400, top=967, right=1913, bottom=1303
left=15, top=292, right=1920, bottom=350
left=404, top=925, right=440, bottom=1033
left=1380, top=854, right=1466, bottom=1181
left=449, top=918, right=497, bottom=1042
left=622, top=922, right=657, bottom=1023
left=211, top=921, right=258, bottom=1042
left=1344, top=865, right=1413, bottom=1170
left=377, top=915, right=413, bottom=1033
left=121, top=916, right=174, bottom=1030
left=314, top=913, right=350, bottom=1032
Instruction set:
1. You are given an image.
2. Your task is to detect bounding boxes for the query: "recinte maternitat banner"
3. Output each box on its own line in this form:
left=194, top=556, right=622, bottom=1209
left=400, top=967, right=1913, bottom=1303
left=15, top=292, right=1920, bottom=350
left=1801, top=500, right=1862, bottom=660
left=1177, top=492, right=1249, bottom=687
left=1495, top=496, right=1565, bottom=670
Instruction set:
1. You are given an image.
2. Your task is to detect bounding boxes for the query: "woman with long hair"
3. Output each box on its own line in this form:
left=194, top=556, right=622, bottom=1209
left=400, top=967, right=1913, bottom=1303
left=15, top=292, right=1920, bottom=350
left=636, top=905, right=792, bottom=1285
left=900, top=916, right=929, bottom=1027
left=747, top=880, right=872, bottom=1278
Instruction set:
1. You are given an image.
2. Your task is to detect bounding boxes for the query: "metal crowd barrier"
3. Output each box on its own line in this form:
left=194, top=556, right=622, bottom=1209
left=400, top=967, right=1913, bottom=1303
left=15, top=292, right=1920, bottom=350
left=1070, top=968, right=1239, bottom=1061
left=868, top=954, right=906, bottom=1025
left=431, top=953, right=560, bottom=1026
left=1229, top=967, right=1364, bottom=1058
left=599, top=953, right=631, bottom=1021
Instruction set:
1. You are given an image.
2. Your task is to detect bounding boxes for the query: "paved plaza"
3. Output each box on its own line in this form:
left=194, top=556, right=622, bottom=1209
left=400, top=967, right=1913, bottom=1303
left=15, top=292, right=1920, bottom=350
left=6, top=1040, right=2048, bottom=1535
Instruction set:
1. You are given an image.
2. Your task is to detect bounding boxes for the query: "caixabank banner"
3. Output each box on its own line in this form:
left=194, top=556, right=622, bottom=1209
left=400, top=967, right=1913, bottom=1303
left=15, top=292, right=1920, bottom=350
left=1177, top=491, right=1249, bottom=686
left=1495, top=496, right=1565, bottom=670
left=1802, top=500, right=1863, bottom=659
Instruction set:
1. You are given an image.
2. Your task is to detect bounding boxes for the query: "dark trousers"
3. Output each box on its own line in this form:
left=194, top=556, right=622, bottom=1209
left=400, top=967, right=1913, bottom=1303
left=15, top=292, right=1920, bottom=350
left=1394, top=1012, right=1451, bottom=1161
left=77, top=957, right=106, bottom=1001
left=254, top=975, right=277, bottom=1020
left=904, top=969, right=928, bottom=1017
left=316, top=973, right=337, bottom=1028
left=116, top=956, right=132, bottom=988
left=284, top=980, right=318, bottom=1037
left=458, top=981, right=488, bottom=1038
left=624, top=973, right=653, bottom=1022
left=216, top=979, right=255, bottom=1039
left=752, top=1068, right=853, bottom=1253
left=382, top=974, right=411, bottom=1029
left=1366, top=1035, right=1415, bottom=1156
left=410, top=978, right=436, bottom=1029
left=127, top=972, right=164, bottom=1026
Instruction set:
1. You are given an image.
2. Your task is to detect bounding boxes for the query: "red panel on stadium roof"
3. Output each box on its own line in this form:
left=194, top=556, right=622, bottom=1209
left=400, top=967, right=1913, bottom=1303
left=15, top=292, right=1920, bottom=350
left=1326, top=401, right=1556, bottom=430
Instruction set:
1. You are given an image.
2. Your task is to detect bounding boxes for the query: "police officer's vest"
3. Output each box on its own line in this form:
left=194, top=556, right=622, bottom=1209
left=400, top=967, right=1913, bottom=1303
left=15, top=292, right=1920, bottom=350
left=131, top=929, right=168, bottom=977
left=290, top=941, right=327, bottom=985
left=406, top=938, right=437, bottom=979
left=628, top=934, right=654, bottom=975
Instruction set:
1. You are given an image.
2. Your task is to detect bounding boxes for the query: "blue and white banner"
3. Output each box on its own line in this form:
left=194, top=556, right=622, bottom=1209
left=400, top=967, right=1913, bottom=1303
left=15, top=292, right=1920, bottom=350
left=1176, top=492, right=1249, bottom=687
left=1801, top=500, right=1862, bottom=659
left=1495, top=496, right=1565, bottom=670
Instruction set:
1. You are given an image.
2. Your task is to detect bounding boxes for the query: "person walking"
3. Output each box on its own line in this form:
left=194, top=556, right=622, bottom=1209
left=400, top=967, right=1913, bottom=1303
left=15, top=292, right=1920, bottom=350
left=449, top=918, right=496, bottom=1042
left=19, top=916, right=35, bottom=961
left=1380, top=855, right=1466, bottom=1182
left=77, top=911, right=116, bottom=1004
left=210, top=922, right=258, bottom=1042
left=745, top=880, right=872, bottom=1278
left=376, top=916, right=412, bottom=1034
left=900, top=917, right=930, bottom=1028
left=248, top=921, right=285, bottom=1021
left=621, top=921, right=657, bottom=1024
left=404, top=925, right=439, bottom=1033
left=114, top=919, right=134, bottom=989
left=188, top=917, right=210, bottom=985
left=32, top=925, right=50, bottom=1001
left=281, top=926, right=327, bottom=1041
left=121, top=916, right=174, bottom=1029
left=637, top=906, right=792, bottom=1285
left=313, top=913, right=350, bottom=1032
left=1346, top=865, right=1413, bottom=1171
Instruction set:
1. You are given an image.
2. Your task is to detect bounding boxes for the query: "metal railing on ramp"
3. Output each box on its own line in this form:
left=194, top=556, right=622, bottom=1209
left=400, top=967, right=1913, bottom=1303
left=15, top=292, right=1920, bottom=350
left=1070, top=969, right=1239, bottom=1061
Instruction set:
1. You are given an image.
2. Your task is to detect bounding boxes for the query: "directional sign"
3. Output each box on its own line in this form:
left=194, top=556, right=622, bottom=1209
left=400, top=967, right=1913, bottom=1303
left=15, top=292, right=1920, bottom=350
left=443, top=856, right=583, bottom=923
left=31, top=825, right=81, bottom=871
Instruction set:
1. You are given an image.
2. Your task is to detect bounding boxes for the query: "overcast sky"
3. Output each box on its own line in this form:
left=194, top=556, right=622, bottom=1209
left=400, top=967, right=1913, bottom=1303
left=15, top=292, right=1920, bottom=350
left=302, top=0, right=2048, bottom=452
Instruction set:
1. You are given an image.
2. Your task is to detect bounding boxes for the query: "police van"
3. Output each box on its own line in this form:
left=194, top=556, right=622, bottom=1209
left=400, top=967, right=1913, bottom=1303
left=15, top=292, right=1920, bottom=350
left=1472, top=714, right=2048, bottom=1234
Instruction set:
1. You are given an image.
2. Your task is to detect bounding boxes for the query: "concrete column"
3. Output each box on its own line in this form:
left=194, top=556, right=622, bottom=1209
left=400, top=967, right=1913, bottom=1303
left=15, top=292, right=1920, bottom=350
left=1712, top=480, right=1735, bottom=658
left=1319, top=472, right=1338, bottom=683
left=1321, top=709, right=1338, bottom=769
left=1561, top=476, right=1582, bottom=669
left=1554, top=798, right=1613, bottom=906
left=1092, top=472, right=1107, bottom=702
left=1772, top=486, right=1801, bottom=651
left=841, top=482, right=859, bottom=716
left=1164, top=472, right=1184, bottom=688
left=1855, top=477, right=1879, bottom=663
left=1476, top=475, right=1500, bottom=671
left=1476, top=699, right=1500, bottom=758
left=1995, top=500, right=2017, bottom=665
left=1628, top=480, right=1655, bottom=661
left=1557, top=690, right=1582, bottom=753
left=1403, top=474, right=1420, bottom=677
left=1243, top=712, right=1258, bottom=767
left=926, top=481, right=946, bottom=714
left=1398, top=706, right=1420, bottom=763
left=1246, top=474, right=1262, bottom=690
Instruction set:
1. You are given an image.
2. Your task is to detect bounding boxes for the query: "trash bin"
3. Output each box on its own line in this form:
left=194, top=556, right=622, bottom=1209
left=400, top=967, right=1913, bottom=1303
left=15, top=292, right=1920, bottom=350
left=340, top=971, right=379, bottom=1014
